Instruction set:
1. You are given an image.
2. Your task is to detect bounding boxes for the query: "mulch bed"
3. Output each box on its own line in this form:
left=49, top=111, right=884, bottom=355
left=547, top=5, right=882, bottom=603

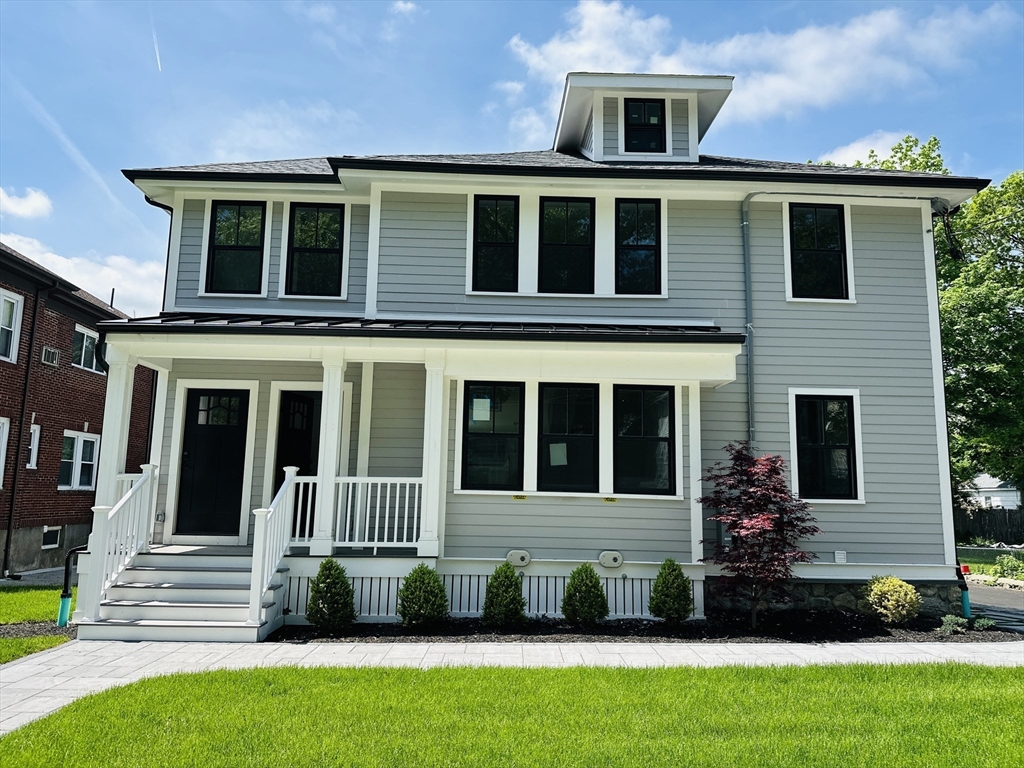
left=268, top=611, right=1022, bottom=645
left=0, top=621, right=77, bottom=641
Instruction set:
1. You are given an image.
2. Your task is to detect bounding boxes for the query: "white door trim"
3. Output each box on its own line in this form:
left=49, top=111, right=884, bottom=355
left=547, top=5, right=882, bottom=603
left=165, top=379, right=260, bottom=545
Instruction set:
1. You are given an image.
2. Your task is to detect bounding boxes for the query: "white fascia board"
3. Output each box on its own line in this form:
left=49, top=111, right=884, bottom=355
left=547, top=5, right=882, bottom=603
left=565, top=72, right=734, bottom=94
left=132, top=179, right=363, bottom=208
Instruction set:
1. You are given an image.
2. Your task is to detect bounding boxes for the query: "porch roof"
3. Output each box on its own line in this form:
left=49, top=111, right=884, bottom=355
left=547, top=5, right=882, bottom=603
left=99, top=313, right=746, bottom=345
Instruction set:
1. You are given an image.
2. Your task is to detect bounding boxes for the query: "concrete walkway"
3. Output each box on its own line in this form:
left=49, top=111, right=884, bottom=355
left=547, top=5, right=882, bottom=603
left=2, top=639, right=1022, bottom=735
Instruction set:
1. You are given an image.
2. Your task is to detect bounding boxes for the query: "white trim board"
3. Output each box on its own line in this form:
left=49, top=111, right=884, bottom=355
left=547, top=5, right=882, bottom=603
left=0, top=288, right=25, bottom=365
left=781, top=200, right=857, bottom=304
left=787, top=387, right=866, bottom=505
left=163, top=378, right=260, bottom=545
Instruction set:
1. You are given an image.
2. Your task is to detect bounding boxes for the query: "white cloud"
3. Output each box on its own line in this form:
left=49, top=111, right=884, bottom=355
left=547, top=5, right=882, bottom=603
left=0, top=188, right=52, bottom=218
left=389, top=1, right=418, bottom=15
left=201, top=101, right=361, bottom=163
left=381, top=1, right=419, bottom=41
left=818, top=130, right=909, bottom=166
left=1, top=233, right=164, bottom=318
left=504, top=0, right=1017, bottom=145
left=508, top=108, right=551, bottom=148
left=494, top=80, right=525, bottom=105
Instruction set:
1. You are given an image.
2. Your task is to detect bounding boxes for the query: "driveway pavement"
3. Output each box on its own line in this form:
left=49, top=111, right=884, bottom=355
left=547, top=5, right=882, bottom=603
left=970, top=583, right=1024, bottom=633
left=2, top=638, right=1022, bottom=735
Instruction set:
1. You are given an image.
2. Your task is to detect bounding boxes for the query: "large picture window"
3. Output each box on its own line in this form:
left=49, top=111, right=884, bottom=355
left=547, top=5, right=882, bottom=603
left=789, top=203, right=848, bottom=300
left=539, top=197, right=595, bottom=294
left=206, top=201, right=266, bottom=294
left=616, top=199, right=661, bottom=295
left=624, top=98, right=666, bottom=154
left=473, top=196, right=518, bottom=293
left=538, top=384, right=599, bottom=493
left=794, top=394, right=857, bottom=500
left=286, top=204, right=344, bottom=296
left=462, top=382, right=525, bottom=491
left=613, top=385, right=674, bottom=495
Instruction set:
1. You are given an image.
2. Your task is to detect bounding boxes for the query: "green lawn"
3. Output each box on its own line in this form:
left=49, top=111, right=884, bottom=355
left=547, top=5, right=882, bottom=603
left=1, top=665, right=1021, bottom=767
left=0, top=585, right=75, bottom=665
left=958, top=547, right=1024, bottom=575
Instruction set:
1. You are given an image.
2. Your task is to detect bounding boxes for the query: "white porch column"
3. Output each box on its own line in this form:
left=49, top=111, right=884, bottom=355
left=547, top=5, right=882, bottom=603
left=688, top=381, right=705, bottom=618
left=94, top=345, right=138, bottom=507
left=310, top=348, right=346, bottom=556
left=418, top=350, right=446, bottom=557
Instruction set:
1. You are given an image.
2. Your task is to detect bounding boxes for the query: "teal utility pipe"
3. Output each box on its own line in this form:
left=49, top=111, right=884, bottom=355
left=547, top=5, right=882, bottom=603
left=961, top=590, right=971, bottom=620
left=57, top=544, right=87, bottom=627
left=57, top=596, right=72, bottom=627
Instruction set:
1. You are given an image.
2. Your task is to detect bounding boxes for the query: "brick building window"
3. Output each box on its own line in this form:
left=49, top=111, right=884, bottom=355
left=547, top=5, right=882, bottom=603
left=72, top=326, right=104, bottom=374
left=0, top=289, right=23, bottom=363
left=58, top=431, right=100, bottom=490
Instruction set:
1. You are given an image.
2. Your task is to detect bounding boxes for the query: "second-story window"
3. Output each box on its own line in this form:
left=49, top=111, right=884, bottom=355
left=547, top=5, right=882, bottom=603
left=286, top=204, right=344, bottom=296
left=206, top=201, right=266, bottom=294
left=72, top=326, right=103, bottom=374
left=624, top=98, right=666, bottom=153
left=0, top=289, right=22, bottom=364
left=789, top=203, right=848, bottom=300
left=473, top=196, right=518, bottom=292
left=616, top=200, right=661, bottom=294
left=539, top=197, right=595, bottom=294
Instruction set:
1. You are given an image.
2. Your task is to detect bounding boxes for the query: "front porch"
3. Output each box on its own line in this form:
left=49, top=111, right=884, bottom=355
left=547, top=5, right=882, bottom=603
left=74, top=326, right=740, bottom=640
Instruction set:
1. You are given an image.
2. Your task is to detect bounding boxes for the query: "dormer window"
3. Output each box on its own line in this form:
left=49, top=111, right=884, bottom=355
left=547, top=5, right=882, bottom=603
left=207, top=201, right=266, bottom=294
left=624, top=99, right=666, bottom=154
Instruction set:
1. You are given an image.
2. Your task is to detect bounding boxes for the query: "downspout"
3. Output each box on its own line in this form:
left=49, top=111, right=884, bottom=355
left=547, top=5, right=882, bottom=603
left=740, top=193, right=761, bottom=444
left=3, top=283, right=53, bottom=578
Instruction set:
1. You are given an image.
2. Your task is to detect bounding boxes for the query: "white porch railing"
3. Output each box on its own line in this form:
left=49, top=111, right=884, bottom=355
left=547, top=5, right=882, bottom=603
left=114, top=472, right=143, bottom=499
left=334, top=477, right=423, bottom=546
left=249, top=466, right=298, bottom=625
left=288, top=476, right=319, bottom=543
left=78, top=464, right=158, bottom=622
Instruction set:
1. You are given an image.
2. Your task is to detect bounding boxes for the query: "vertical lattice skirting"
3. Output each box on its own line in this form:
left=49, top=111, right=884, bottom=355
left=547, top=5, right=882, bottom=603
left=284, top=574, right=668, bottom=621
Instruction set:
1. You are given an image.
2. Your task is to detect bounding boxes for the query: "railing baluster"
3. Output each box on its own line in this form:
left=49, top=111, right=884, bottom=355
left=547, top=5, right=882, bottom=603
left=384, top=482, right=392, bottom=544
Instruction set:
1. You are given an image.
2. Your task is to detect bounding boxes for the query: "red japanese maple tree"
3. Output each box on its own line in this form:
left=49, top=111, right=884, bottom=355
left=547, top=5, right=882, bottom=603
left=700, top=441, right=822, bottom=629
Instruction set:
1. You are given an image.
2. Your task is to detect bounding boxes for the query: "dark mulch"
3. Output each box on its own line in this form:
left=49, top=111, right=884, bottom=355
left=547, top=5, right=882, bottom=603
left=268, top=611, right=1022, bottom=645
left=0, top=621, right=77, bottom=640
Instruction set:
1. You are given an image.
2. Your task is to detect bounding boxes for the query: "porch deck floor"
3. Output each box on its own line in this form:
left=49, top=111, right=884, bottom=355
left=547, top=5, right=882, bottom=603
left=2, top=639, right=1022, bottom=735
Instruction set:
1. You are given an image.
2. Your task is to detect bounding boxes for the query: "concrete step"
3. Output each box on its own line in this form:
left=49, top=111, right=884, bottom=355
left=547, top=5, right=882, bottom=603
left=77, top=618, right=264, bottom=643
left=100, top=599, right=276, bottom=623
left=107, top=581, right=282, bottom=604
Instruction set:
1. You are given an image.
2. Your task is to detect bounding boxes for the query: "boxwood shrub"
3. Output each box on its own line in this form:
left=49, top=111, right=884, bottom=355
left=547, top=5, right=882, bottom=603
left=397, top=563, right=449, bottom=629
left=648, top=558, right=693, bottom=625
left=306, top=558, right=356, bottom=633
left=482, top=562, right=527, bottom=629
left=561, top=563, right=609, bottom=626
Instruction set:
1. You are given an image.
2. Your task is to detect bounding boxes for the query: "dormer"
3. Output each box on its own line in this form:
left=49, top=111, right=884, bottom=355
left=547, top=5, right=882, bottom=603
left=553, top=72, right=733, bottom=163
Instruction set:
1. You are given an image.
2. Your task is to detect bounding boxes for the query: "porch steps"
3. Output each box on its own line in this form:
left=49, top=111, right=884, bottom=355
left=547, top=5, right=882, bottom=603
left=77, top=546, right=288, bottom=643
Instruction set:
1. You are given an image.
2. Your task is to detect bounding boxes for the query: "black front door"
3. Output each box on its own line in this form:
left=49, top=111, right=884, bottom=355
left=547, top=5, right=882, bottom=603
left=176, top=389, right=250, bottom=536
left=273, top=391, right=322, bottom=492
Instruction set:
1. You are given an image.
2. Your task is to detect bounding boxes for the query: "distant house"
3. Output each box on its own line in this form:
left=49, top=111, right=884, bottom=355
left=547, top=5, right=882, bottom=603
left=970, top=475, right=1020, bottom=510
left=0, top=241, right=154, bottom=574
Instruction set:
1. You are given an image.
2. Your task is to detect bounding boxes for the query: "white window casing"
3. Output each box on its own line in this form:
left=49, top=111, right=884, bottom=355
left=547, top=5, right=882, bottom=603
left=27, top=423, right=41, bottom=469
left=72, top=325, right=104, bottom=374
left=782, top=200, right=857, bottom=304
left=58, top=430, right=101, bottom=491
left=0, top=289, right=24, bottom=364
left=787, top=387, right=866, bottom=505
left=278, top=201, right=352, bottom=301
left=0, top=417, right=9, bottom=488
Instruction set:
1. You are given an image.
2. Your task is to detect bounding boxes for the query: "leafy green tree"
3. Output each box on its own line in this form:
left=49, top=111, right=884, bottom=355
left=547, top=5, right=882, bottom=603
left=819, top=136, right=1024, bottom=495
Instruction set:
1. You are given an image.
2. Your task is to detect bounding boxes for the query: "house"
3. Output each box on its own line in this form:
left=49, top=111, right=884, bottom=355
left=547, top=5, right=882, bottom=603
left=970, top=475, right=1020, bottom=510
left=0, top=241, right=154, bottom=574
left=72, top=72, right=988, bottom=641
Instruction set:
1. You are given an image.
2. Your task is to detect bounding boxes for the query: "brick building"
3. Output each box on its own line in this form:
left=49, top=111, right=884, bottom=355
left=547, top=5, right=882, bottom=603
left=1, top=241, right=154, bottom=573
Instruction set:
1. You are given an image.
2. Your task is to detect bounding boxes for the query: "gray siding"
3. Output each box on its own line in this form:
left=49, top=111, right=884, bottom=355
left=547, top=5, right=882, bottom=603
left=602, top=97, right=618, bottom=157
left=671, top=98, right=689, bottom=157
left=367, top=363, right=425, bottom=477
left=580, top=110, right=594, bottom=155
left=376, top=195, right=747, bottom=325
left=174, top=200, right=369, bottom=315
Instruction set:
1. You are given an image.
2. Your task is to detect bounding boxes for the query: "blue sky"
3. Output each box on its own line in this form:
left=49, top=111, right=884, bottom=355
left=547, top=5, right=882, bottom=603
left=1, top=0, right=1021, bottom=317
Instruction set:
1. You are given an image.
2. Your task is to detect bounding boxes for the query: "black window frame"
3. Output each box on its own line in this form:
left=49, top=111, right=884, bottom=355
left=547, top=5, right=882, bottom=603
left=612, top=384, right=676, bottom=496
left=461, top=381, right=526, bottom=492
left=623, top=98, right=667, bottom=154
left=284, top=202, right=345, bottom=297
left=537, top=383, right=600, bottom=494
left=205, top=200, right=267, bottom=295
left=788, top=202, right=849, bottom=300
left=794, top=394, right=858, bottom=500
left=538, top=196, right=596, bottom=295
left=615, top=198, right=662, bottom=295
left=472, top=195, right=520, bottom=293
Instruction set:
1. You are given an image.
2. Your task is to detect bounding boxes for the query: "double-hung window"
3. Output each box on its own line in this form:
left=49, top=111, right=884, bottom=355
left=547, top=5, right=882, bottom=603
left=794, top=394, right=857, bottom=500
left=0, top=289, right=22, bottom=364
left=72, top=326, right=103, bottom=373
left=789, top=203, right=848, bottom=300
left=539, top=197, right=595, bottom=294
left=538, top=384, right=599, bottom=493
left=58, top=431, right=99, bottom=491
left=462, top=382, right=525, bottom=491
left=286, top=204, right=344, bottom=296
left=206, top=201, right=266, bottom=294
left=624, top=98, right=666, bottom=154
left=473, top=196, right=518, bottom=292
left=613, top=385, right=674, bottom=495
left=616, top=199, right=661, bottom=294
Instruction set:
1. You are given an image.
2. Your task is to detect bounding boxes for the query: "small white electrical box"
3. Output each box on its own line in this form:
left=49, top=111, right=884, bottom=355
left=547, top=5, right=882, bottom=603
left=599, top=551, right=623, bottom=568
left=507, top=550, right=531, bottom=566
left=834, top=551, right=847, bottom=564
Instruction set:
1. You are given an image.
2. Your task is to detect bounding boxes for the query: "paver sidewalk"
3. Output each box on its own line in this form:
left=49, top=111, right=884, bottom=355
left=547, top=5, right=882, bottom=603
left=2, top=639, right=1022, bottom=735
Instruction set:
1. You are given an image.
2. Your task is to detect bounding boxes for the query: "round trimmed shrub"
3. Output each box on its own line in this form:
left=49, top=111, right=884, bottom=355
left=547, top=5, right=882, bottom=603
left=561, top=563, right=609, bottom=626
left=482, top=562, right=527, bottom=629
left=306, top=558, right=356, bottom=633
left=648, top=558, right=693, bottom=625
left=864, top=575, right=921, bottom=626
left=397, top=563, right=449, bottom=628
